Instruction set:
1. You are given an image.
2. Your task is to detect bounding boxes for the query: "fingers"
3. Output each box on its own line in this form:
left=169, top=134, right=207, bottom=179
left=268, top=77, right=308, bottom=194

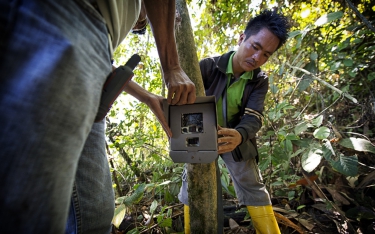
left=164, top=68, right=196, bottom=105
left=217, top=141, right=236, bottom=154
left=187, top=90, right=196, bottom=104
left=167, top=83, right=196, bottom=105
left=159, top=119, right=172, bottom=138
left=218, top=128, right=236, bottom=137
left=217, top=128, right=242, bottom=154
left=148, top=95, right=173, bottom=138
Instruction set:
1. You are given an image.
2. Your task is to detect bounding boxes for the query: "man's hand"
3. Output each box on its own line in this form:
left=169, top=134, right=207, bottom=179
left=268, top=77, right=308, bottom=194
left=217, top=126, right=242, bottom=154
left=164, top=67, right=196, bottom=105
left=144, top=93, right=172, bottom=138
left=144, top=0, right=196, bottom=106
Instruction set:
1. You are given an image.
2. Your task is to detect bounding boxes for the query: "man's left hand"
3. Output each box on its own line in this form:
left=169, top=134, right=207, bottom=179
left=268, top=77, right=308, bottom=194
left=217, top=126, right=242, bottom=154
left=145, top=93, right=172, bottom=138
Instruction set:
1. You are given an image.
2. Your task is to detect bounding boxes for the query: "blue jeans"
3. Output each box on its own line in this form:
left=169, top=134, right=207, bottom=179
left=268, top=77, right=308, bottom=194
left=67, top=120, right=115, bottom=234
left=0, top=0, right=113, bottom=233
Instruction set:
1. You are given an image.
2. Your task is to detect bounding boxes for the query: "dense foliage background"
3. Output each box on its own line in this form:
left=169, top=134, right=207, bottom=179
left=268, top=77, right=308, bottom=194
left=107, top=0, right=375, bottom=233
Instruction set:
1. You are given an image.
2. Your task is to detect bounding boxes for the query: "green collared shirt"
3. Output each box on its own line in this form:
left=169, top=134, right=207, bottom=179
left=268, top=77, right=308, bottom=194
left=216, top=52, right=253, bottom=127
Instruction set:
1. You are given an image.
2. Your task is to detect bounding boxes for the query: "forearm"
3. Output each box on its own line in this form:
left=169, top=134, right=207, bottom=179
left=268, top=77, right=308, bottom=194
left=123, top=81, right=151, bottom=104
left=143, top=0, right=179, bottom=71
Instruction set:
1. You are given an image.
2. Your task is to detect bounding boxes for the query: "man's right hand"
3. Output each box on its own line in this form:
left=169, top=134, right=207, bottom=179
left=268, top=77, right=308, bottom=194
left=143, top=0, right=196, bottom=106
left=163, top=66, right=196, bottom=105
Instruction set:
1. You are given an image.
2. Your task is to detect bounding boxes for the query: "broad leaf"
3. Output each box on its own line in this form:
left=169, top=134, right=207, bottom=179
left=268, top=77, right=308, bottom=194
left=283, top=139, right=293, bottom=153
left=112, top=204, right=127, bottom=228
left=313, top=126, right=330, bottom=139
left=339, top=138, right=375, bottom=154
left=322, top=139, right=336, bottom=160
left=331, top=154, right=358, bottom=176
left=292, top=138, right=312, bottom=148
left=343, top=59, right=353, bottom=67
left=310, top=51, right=318, bottom=61
left=302, top=148, right=323, bottom=172
left=270, top=84, right=278, bottom=94
left=312, top=115, right=324, bottom=127
left=123, top=183, right=146, bottom=206
left=288, top=30, right=301, bottom=38
left=158, top=217, right=172, bottom=228
left=314, top=11, right=344, bottom=26
left=150, top=200, right=158, bottom=214
left=298, top=61, right=316, bottom=92
left=294, top=122, right=308, bottom=135
left=368, top=72, right=375, bottom=81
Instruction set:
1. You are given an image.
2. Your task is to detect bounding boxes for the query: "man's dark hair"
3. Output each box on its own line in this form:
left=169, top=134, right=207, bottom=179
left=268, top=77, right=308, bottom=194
left=244, top=9, right=291, bottom=50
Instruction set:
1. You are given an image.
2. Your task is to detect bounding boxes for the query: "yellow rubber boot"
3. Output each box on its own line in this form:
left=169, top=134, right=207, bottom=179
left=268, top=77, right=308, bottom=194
left=247, top=205, right=280, bottom=234
left=184, top=205, right=190, bottom=234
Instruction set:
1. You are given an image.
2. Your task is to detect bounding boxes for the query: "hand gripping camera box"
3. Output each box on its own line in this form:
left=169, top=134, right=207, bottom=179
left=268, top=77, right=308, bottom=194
left=163, top=96, right=218, bottom=163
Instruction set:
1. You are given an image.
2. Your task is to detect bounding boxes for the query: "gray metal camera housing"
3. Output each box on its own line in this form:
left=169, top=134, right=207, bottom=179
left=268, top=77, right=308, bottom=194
left=163, top=96, right=218, bottom=163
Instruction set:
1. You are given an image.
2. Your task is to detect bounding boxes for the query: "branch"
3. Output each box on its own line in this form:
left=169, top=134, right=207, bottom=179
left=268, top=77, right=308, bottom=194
left=344, top=0, right=375, bottom=33
left=286, top=62, right=358, bottom=104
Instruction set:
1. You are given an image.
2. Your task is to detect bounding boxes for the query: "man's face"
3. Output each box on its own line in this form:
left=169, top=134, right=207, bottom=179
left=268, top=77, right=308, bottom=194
left=233, top=28, right=280, bottom=73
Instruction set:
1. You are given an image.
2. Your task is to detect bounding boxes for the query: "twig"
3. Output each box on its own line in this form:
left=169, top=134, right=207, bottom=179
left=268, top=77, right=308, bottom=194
left=344, top=0, right=375, bottom=33
left=286, top=62, right=358, bottom=104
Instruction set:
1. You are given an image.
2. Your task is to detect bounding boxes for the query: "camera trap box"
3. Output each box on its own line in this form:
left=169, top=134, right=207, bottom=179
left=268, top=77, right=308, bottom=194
left=163, top=96, right=218, bottom=163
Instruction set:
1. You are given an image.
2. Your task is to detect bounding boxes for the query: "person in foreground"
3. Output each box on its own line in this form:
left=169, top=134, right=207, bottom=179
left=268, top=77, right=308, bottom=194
left=178, top=9, right=290, bottom=234
left=0, top=0, right=195, bottom=233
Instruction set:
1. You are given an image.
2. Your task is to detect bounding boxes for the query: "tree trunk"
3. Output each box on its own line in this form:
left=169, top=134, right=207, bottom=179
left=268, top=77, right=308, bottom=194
left=175, top=1, right=222, bottom=233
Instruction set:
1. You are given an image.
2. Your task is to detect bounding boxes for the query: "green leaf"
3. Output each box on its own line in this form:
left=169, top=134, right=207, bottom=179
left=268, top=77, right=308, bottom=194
left=292, top=138, right=312, bottom=148
left=258, top=150, right=272, bottom=171
left=298, top=61, right=316, bottom=92
left=288, top=30, right=302, bottom=38
left=368, top=72, right=375, bottom=81
left=158, top=217, right=172, bottom=227
left=164, top=189, right=174, bottom=203
left=312, top=115, right=324, bottom=127
left=123, top=183, right=146, bottom=206
left=283, top=139, right=293, bottom=152
left=290, top=148, right=306, bottom=159
left=294, top=122, right=308, bottom=135
left=302, top=148, right=323, bottom=172
left=343, top=59, right=353, bottom=67
left=330, top=61, right=341, bottom=71
left=339, top=138, right=375, bottom=153
left=286, top=134, right=299, bottom=141
left=112, top=204, right=127, bottom=228
left=322, top=139, right=336, bottom=161
left=314, top=11, right=344, bottom=26
left=313, top=127, right=330, bottom=139
left=288, top=191, right=295, bottom=200
left=126, top=229, right=140, bottom=234
left=310, top=52, right=318, bottom=61
left=331, top=154, right=358, bottom=176
left=270, top=84, right=278, bottom=94
left=278, top=64, right=285, bottom=75
left=115, top=196, right=126, bottom=204
left=150, top=200, right=158, bottom=214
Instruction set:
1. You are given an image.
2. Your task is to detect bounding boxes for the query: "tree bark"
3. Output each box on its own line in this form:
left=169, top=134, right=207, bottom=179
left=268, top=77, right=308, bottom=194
left=175, top=1, right=221, bottom=233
